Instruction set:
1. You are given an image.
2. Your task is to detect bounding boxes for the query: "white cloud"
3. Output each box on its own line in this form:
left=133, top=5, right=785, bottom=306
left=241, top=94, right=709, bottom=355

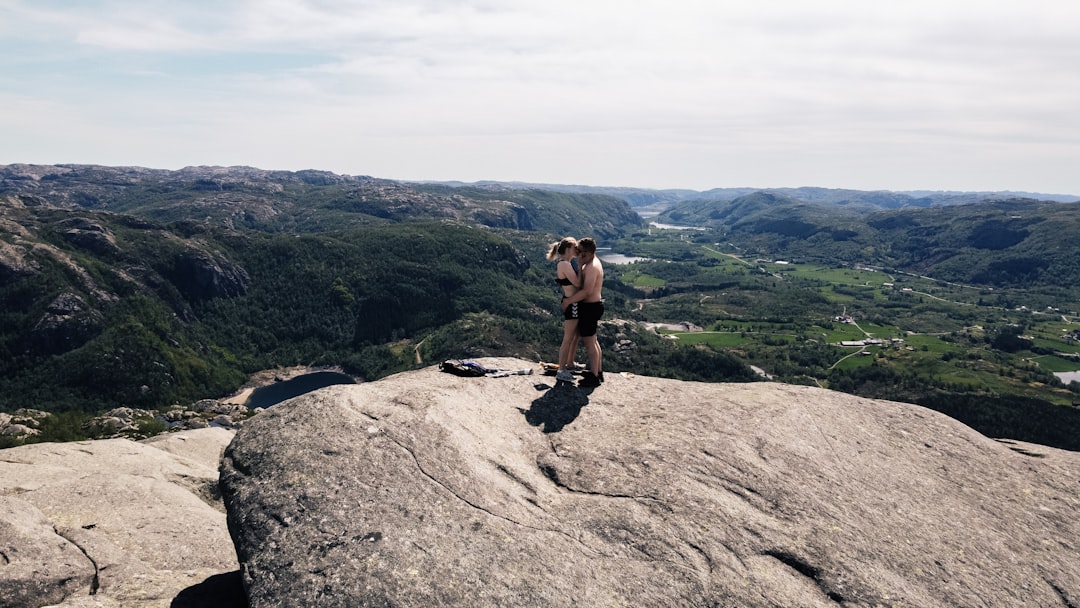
left=1, top=0, right=1078, bottom=193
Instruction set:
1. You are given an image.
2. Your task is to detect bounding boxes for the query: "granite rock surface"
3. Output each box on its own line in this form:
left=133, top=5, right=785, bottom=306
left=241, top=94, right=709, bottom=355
left=220, top=358, right=1080, bottom=607
left=0, top=427, right=243, bottom=608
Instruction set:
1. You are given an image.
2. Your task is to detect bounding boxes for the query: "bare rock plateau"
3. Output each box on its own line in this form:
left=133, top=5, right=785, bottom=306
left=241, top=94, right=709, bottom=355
left=219, top=358, right=1080, bottom=607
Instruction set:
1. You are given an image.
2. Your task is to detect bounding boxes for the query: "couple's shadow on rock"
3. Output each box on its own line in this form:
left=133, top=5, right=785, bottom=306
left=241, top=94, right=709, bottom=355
left=171, top=570, right=247, bottom=608
left=521, top=382, right=593, bottom=433
left=168, top=387, right=590, bottom=608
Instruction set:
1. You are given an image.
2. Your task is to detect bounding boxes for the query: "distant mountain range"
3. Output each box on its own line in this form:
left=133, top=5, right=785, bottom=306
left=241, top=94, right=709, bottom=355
left=426, top=176, right=1080, bottom=290
left=422, top=179, right=1080, bottom=211
left=0, top=164, right=644, bottom=238
left=7, top=164, right=1074, bottom=217
left=5, top=164, right=1078, bottom=295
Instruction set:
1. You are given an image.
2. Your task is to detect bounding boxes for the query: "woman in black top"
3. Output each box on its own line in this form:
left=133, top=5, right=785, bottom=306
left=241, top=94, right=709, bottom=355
left=547, top=237, right=581, bottom=382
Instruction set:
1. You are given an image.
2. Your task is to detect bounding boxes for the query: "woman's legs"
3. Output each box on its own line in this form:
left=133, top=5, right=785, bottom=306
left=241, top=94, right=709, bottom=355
left=559, top=320, right=579, bottom=369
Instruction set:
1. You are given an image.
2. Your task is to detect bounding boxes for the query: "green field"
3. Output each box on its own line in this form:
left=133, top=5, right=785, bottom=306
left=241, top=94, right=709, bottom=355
left=667, top=332, right=748, bottom=347
left=619, top=243, right=1080, bottom=410
left=1029, top=355, right=1080, bottom=373
left=773, top=264, right=893, bottom=288
left=831, top=352, right=877, bottom=371
left=902, top=334, right=957, bottom=354
left=621, top=270, right=666, bottom=288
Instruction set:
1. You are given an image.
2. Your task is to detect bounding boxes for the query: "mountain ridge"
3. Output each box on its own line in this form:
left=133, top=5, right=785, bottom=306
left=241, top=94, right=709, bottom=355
left=8, top=164, right=1076, bottom=212
left=417, top=178, right=1080, bottom=208
left=0, top=164, right=645, bottom=237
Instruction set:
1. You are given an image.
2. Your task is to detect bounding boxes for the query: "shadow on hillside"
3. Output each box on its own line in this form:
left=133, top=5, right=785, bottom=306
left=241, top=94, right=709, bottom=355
left=171, top=570, right=247, bottom=608
left=521, top=382, right=592, bottom=433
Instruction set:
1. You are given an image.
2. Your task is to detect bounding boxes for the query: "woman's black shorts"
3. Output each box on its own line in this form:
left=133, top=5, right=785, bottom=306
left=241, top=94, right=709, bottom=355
left=562, top=297, right=579, bottom=321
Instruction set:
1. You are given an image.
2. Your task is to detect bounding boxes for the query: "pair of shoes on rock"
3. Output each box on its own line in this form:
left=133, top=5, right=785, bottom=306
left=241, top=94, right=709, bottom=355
left=555, top=369, right=575, bottom=382
left=578, top=371, right=603, bottom=387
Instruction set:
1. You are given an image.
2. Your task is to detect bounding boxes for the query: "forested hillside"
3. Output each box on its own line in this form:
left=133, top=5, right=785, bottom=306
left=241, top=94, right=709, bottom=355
left=0, top=165, right=743, bottom=424
left=658, top=194, right=1080, bottom=292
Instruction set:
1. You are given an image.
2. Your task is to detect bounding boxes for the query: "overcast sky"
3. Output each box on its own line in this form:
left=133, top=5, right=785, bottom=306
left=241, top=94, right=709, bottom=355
left=2, top=0, right=1078, bottom=195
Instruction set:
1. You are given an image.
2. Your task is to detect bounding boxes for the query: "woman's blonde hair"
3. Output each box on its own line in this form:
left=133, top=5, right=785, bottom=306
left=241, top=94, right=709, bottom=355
left=546, top=237, right=578, bottom=260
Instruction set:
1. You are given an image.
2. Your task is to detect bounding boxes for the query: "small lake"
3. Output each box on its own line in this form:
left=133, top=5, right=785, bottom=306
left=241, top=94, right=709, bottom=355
left=597, top=248, right=650, bottom=265
left=599, top=253, right=650, bottom=264
left=649, top=222, right=707, bottom=231
left=1054, top=371, right=1080, bottom=385
left=246, top=371, right=356, bottom=409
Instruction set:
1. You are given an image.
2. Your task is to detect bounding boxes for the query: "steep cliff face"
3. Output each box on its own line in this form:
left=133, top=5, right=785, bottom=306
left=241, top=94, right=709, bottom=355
left=219, top=358, right=1080, bottom=608
left=161, top=245, right=250, bottom=301
left=0, top=201, right=249, bottom=359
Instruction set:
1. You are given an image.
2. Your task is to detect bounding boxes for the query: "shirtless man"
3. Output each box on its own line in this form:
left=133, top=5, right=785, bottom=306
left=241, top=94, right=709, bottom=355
left=561, top=237, right=604, bottom=386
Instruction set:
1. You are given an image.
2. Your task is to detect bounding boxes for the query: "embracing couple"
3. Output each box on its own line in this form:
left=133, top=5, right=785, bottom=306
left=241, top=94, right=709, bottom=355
left=546, top=237, right=605, bottom=387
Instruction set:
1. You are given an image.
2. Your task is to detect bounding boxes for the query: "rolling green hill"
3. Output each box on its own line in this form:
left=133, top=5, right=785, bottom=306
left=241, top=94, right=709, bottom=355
left=657, top=193, right=1080, bottom=294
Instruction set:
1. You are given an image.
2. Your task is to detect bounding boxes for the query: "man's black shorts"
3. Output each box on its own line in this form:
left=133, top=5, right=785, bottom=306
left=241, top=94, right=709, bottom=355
left=577, top=301, right=605, bottom=337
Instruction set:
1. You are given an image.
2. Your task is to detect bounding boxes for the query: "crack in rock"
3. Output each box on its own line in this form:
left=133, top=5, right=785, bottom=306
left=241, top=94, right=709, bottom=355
left=54, top=526, right=99, bottom=595
left=493, top=462, right=537, bottom=495
left=1047, top=578, right=1078, bottom=608
left=686, top=540, right=715, bottom=574
left=536, top=452, right=659, bottom=503
left=995, top=439, right=1048, bottom=459
left=764, top=550, right=846, bottom=604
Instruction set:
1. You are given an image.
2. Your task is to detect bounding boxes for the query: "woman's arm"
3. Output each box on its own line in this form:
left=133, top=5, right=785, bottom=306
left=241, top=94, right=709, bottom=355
left=558, top=260, right=581, bottom=288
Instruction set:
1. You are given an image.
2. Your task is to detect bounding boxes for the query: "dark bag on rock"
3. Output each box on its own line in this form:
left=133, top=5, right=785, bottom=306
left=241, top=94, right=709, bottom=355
left=440, top=360, right=493, bottom=377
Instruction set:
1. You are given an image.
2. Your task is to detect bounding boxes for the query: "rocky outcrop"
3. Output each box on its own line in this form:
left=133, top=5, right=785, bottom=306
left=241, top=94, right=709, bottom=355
left=0, top=239, right=39, bottom=285
left=0, top=401, right=253, bottom=449
left=3, top=361, right=1079, bottom=607
left=163, top=246, right=249, bottom=301
left=0, top=410, right=49, bottom=441
left=0, top=428, right=243, bottom=608
left=28, top=292, right=103, bottom=356
left=83, top=401, right=254, bottom=438
left=55, top=218, right=119, bottom=255
left=220, top=357, right=1080, bottom=608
